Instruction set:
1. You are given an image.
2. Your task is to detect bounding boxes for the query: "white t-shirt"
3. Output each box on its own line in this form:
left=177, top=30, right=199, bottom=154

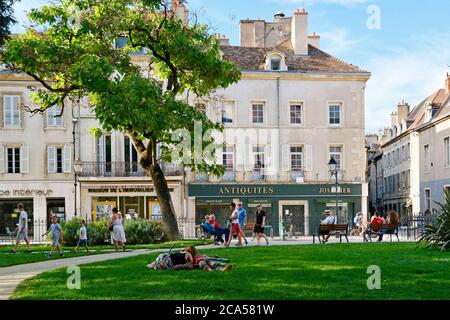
left=231, top=209, right=240, bottom=224
left=80, top=226, right=87, bottom=240
left=18, top=210, right=28, bottom=231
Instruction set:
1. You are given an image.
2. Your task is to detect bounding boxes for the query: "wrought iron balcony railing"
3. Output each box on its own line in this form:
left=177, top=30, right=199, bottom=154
left=78, top=162, right=183, bottom=178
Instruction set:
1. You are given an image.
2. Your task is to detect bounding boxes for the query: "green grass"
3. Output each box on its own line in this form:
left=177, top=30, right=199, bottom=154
left=10, top=243, right=450, bottom=300
left=0, top=240, right=212, bottom=268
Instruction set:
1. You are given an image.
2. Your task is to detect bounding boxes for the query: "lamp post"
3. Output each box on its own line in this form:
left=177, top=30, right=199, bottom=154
left=328, top=157, right=339, bottom=224
left=73, top=161, right=83, bottom=217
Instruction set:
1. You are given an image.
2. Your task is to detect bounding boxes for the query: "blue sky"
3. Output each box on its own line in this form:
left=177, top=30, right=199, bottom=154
left=11, top=0, right=450, bottom=133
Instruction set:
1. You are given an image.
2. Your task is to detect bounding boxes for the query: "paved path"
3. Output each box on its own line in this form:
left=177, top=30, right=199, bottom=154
left=0, top=237, right=396, bottom=300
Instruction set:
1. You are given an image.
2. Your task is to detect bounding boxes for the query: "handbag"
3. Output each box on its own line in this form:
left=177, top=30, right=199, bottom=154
left=109, top=224, right=114, bottom=232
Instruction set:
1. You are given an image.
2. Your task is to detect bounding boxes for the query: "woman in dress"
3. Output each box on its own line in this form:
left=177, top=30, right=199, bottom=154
left=109, top=207, right=126, bottom=252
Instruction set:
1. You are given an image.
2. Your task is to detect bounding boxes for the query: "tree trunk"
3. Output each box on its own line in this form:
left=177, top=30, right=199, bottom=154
left=148, top=162, right=180, bottom=240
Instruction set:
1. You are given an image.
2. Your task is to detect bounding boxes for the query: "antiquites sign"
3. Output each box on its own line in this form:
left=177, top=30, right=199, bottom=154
left=0, top=189, right=53, bottom=197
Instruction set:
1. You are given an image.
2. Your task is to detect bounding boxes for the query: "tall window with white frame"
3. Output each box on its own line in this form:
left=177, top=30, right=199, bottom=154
left=425, top=189, right=431, bottom=211
left=222, top=146, right=234, bottom=181
left=3, top=95, right=20, bottom=128
left=252, top=103, right=264, bottom=124
left=96, top=135, right=112, bottom=174
left=48, top=146, right=63, bottom=173
left=47, top=105, right=63, bottom=127
left=329, top=146, right=343, bottom=178
left=445, top=137, right=450, bottom=167
left=328, top=103, right=341, bottom=126
left=7, top=147, right=20, bottom=173
left=290, top=104, right=302, bottom=125
left=221, top=101, right=234, bottom=125
left=290, top=146, right=303, bottom=181
left=124, top=136, right=138, bottom=174
left=253, top=146, right=265, bottom=181
left=424, top=144, right=430, bottom=171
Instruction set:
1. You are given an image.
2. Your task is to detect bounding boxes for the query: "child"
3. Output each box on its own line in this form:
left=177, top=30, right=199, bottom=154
left=74, top=219, right=89, bottom=253
left=226, top=202, right=242, bottom=247
left=43, top=215, right=63, bottom=256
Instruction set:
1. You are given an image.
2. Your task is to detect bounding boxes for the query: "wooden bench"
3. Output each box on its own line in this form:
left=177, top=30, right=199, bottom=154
left=364, top=223, right=399, bottom=242
left=243, top=223, right=256, bottom=238
left=313, top=224, right=349, bottom=244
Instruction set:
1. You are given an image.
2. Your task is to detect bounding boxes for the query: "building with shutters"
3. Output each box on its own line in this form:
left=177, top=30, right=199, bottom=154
left=186, top=8, right=371, bottom=237
left=0, top=69, right=76, bottom=237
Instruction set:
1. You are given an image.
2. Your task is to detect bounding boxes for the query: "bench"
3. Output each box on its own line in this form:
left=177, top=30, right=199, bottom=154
left=242, top=223, right=256, bottom=238
left=313, top=224, right=349, bottom=244
left=364, top=223, right=399, bottom=242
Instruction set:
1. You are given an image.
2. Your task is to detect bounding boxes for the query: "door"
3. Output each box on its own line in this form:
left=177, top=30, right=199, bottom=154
left=282, top=205, right=305, bottom=237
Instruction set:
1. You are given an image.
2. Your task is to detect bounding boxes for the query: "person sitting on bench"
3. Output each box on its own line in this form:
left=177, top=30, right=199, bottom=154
left=208, top=214, right=230, bottom=245
left=319, top=210, right=336, bottom=244
left=378, top=211, right=399, bottom=242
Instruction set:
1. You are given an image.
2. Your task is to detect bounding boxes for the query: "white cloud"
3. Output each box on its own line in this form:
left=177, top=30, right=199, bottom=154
left=364, top=31, right=450, bottom=133
left=320, top=28, right=363, bottom=55
left=265, top=0, right=372, bottom=7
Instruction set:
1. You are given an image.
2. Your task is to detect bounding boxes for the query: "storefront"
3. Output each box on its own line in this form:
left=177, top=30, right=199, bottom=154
left=79, top=178, right=184, bottom=222
left=188, top=183, right=365, bottom=237
left=0, top=182, right=74, bottom=239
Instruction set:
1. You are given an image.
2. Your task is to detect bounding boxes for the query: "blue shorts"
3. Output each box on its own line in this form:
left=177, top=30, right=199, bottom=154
left=77, top=239, right=88, bottom=246
left=17, top=230, right=29, bottom=241
left=52, top=237, right=60, bottom=247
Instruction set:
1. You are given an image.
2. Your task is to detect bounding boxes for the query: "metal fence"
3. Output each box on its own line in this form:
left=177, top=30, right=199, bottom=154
left=0, top=219, right=48, bottom=245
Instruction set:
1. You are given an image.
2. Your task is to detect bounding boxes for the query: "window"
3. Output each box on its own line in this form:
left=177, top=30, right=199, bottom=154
left=221, top=101, right=234, bottom=125
left=401, top=146, right=405, bottom=162
left=270, top=56, right=282, bottom=71
left=252, top=103, right=264, bottom=124
left=425, top=189, right=431, bottom=210
left=406, top=143, right=411, bottom=159
left=445, top=137, right=450, bottom=166
left=96, top=135, right=112, bottom=173
left=329, top=103, right=341, bottom=126
left=253, top=146, right=265, bottom=171
left=222, top=146, right=234, bottom=171
left=329, top=146, right=342, bottom=170
left=290, top=104, right=302, bottom=124
left=290, top=146, right=303, bottom=171
left=7, top=147, right=20, bottom=173
left=47, top=105, right=63, bottom=127
left=424, top=144, right=430, bottom=170
left=3, top=95, right=20, bottom=128
left=48, top=147, right=63, bottom=173
left=124, top=136, right=138, bottom=173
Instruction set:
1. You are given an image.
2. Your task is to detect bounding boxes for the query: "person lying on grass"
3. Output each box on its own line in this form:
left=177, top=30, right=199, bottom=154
left=147, top=246, right=197, bottom=270
left=147, top=246, right=232, bottom=272
left=42, top=215, right=63, bottom=257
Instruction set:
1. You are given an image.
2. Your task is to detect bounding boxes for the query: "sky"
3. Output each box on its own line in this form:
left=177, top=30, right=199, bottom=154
left=11, top=0, right=450, bottom=133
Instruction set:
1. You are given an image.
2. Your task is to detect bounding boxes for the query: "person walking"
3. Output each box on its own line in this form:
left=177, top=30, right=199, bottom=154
left=237, top=203, right=248, bottom=245
left=74, top=219, right=89, bottom=253
left=226, top=203, right=243, bottom=247
left=109, top=207, right=126, bottom=252
left=254, top=205, right=269, bottom=246
left=11, top=203, right=31, bottom=254
left=42, top=215, right=64, bottom=256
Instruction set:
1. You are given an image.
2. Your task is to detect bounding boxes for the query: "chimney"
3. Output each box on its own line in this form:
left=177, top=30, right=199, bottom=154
left=216, top=34, right=230, bottom=47
left=446, top=73, right=450, bottom=94
left=308, top=32, right=320, bottom=49
left=172, top=0, right=189, bottom=24
left=391, top=111, right=398, bottom=127
left=396, top=99, right=410, bottom=123
left=291, top=8, right=309, bottom=55
left=239, top=19, right=265, bottom=47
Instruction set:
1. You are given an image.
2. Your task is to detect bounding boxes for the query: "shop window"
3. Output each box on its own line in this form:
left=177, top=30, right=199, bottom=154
left=47, top=198, right=66, bottom=228
left=0, top=199, right=33, bottom=237
left=119, top=196, right=145, bottom=220
left=92, top=197, right=116, bottom=221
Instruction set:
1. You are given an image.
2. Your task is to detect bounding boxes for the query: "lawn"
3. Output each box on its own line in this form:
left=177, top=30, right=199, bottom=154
left=0, top=240, right=212, bottom=268
left=11, top=243, right=450, bottom=300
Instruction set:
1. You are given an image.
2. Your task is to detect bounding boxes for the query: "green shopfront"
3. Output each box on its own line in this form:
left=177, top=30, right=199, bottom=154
left=188, top=184, right=363, bottom=237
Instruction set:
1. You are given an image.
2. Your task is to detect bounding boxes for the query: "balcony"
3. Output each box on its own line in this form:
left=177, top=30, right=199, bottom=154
left=221, top=171, right=236, bottom=182
left=252, top=170, right=265, bottom=182
left=290, top=170, right=304, bottom=183
left=193, top=172, right=209, bottom=182
left=78, top=162, right=183, bottom=178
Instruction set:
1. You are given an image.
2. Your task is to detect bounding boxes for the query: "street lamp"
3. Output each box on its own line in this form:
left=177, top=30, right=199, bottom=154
left=73, top=160, right=84, bottom=217
left=328, top=157, right=339, bottom=224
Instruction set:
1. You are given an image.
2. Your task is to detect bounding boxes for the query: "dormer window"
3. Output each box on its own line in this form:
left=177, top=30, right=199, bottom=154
left=271, top=56, right=282, bottom=71
left=265, top=52, right=287, bottom=71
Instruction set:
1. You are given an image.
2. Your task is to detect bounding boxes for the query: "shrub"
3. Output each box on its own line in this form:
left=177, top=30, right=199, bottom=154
left=61, top=218, right=81, bottom=246
left=124, top=219, right=164, bottom=245
left=418, top=190, right=450, bottom=251
left=87, top=219, right=109, bottom=246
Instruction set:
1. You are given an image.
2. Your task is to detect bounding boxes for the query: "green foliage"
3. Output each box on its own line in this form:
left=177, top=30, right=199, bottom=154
left=417, top=190, right=450, bottom=251
left=124, top=219, right=164, bottom=245
left=0, top=0, right=19, bottom=46
left=87, top=219, right=110, bottom=246
left=61, top=217, right=82, bottom=246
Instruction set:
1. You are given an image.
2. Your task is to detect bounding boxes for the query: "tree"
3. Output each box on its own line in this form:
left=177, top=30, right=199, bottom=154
left=0, top=0, right=20, bottom=45
left=1, top=0, right=240, bottom=240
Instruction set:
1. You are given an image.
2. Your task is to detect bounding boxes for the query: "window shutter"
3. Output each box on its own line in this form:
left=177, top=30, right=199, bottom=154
left=47, top=146, right=56, bottom=174
left=0, top=96, right=4, bottom=128
left=111, top=132, right=116, bottom=162
left=282, top=145, right=290, bottom=172
left=4, top=96, right=11, bottom=126
left=0, top=145, right=4, bottom=173
left=235, top=143, right=245, bottom=172
left=97, top=137, right=104, bottom=163
left=20, top=145, right=29, bottom=173
left=216, top=146, right=223, bottom=166
left=305, top=145, right=313, bottom=172
left=63, top=145, right=72, bottom=173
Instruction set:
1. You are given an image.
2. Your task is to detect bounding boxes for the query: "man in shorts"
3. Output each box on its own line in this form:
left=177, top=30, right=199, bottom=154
left=11, top=203, right=31, bottom=253
left=237, top=203, right=248, bottom=245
